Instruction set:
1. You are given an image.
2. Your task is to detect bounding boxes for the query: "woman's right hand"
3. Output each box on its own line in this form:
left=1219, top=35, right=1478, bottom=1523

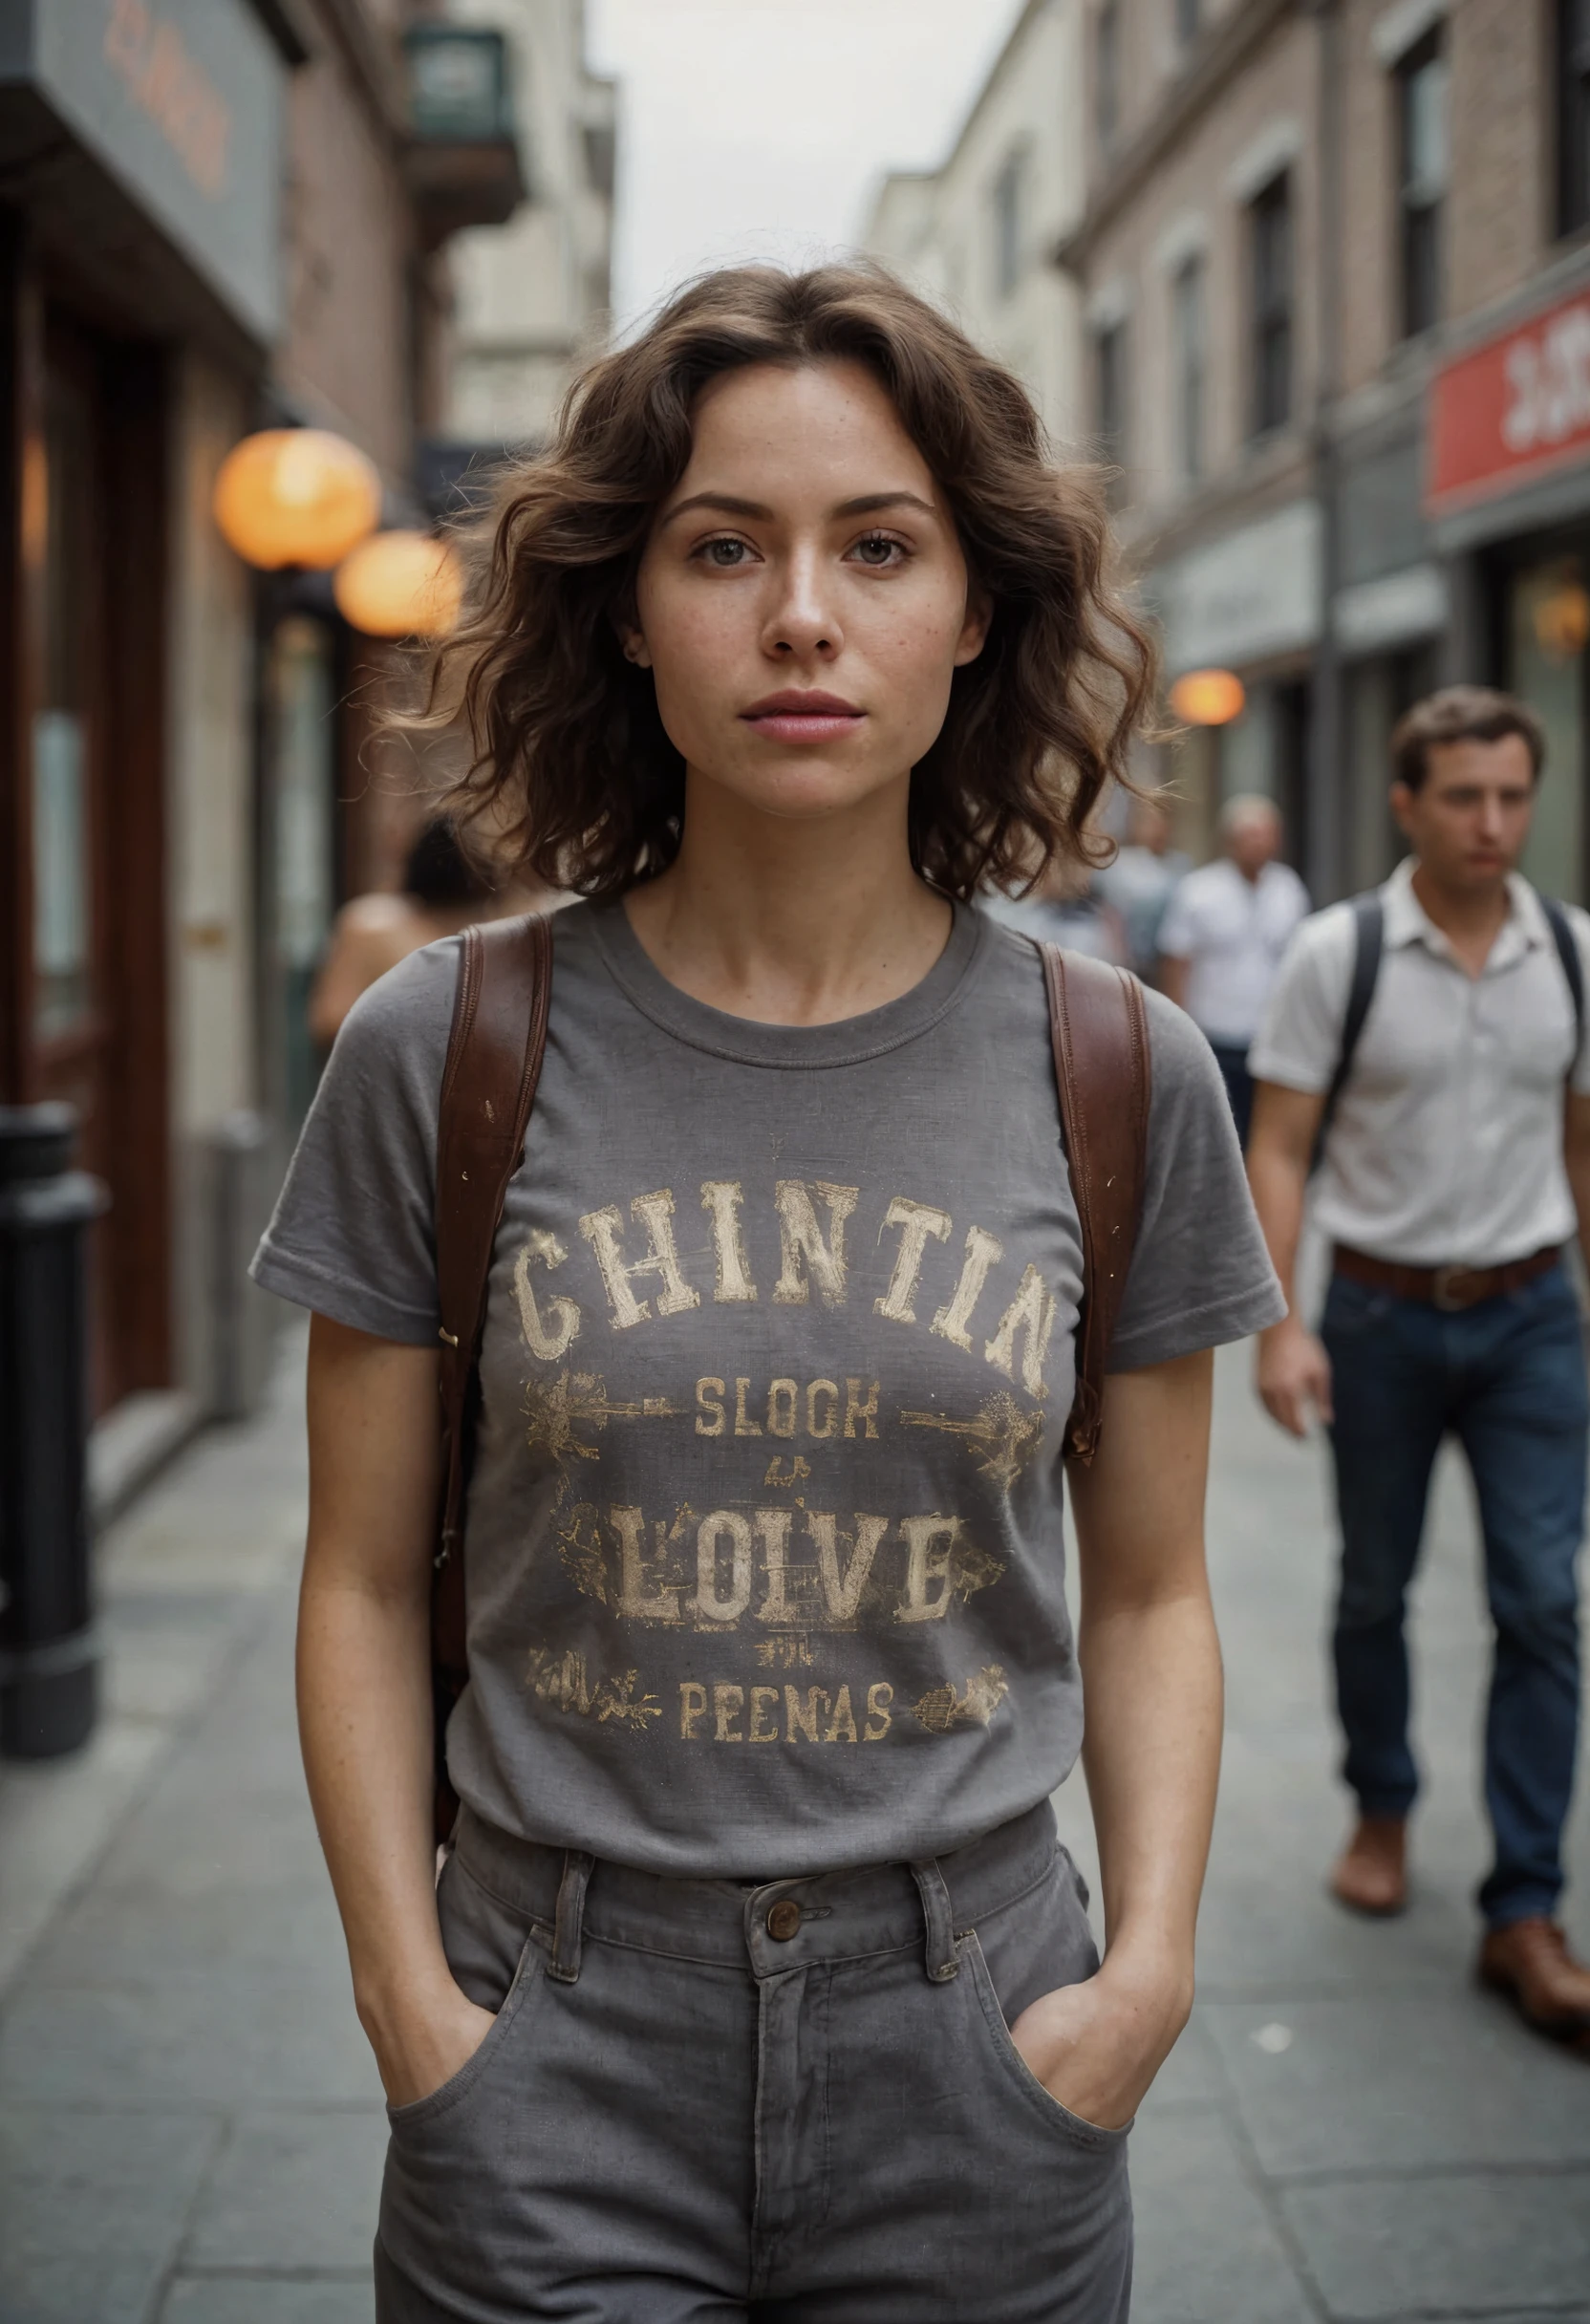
left=368, top=1979, right=499, bottom=2109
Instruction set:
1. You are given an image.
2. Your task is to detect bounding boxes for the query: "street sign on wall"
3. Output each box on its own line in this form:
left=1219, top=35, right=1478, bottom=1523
left=1428, top=284, right=1590, bottom=517
left=0, top=0, right=286, bottom=345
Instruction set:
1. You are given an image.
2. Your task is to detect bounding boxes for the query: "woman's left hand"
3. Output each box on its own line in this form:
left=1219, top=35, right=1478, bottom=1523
left=1007, top=1956, right=1192, bottom=2132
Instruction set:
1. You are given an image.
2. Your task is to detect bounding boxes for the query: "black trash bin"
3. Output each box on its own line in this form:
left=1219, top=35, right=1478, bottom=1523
left=0, top=1104, right=109, bottom=1758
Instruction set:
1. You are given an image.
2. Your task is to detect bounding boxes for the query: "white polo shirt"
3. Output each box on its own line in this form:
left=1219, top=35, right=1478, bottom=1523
left=1250, top=856, right=1590, bottom=1267
left=1159, top=857, right=1311, bottom=1044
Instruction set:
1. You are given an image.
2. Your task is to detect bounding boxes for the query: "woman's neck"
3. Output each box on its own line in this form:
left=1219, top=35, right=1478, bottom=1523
left=622, top=770, right=953, bottom=1026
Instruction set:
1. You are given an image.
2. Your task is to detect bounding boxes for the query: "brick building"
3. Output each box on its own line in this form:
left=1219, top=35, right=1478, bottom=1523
left=1057, top=0, right=1590, bottom=902
left=865, top=0, right=1085, bottom=451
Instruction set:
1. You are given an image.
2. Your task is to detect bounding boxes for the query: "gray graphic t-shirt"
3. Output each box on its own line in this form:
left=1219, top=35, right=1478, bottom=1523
left=255, top=901, right=1281, bottom=1877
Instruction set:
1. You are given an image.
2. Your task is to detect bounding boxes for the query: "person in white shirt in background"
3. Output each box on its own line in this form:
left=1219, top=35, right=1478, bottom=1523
left=1158, top=795, right=1310, bottom=1145
left=1097, top=796, right=1191, bottom=984
left=1245, top=686, right=1590, bottom=2059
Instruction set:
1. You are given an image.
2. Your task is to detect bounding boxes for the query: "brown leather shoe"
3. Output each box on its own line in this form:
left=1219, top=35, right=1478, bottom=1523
left=1478, top=1918, right=1590, bottom=2053
left=1329, top=1816, right=1407, bottom=1916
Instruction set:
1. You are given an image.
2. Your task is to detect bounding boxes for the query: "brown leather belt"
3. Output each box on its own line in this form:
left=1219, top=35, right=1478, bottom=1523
left=1333, top=1242, right=1564, bottom=1312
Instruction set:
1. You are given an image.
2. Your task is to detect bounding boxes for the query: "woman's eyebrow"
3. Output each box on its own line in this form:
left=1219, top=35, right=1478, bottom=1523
left=659, top=487, right=939, bottom=529
left=658, top=491, right=773, bottom=528
left=830, top=491, right=938, bottom=520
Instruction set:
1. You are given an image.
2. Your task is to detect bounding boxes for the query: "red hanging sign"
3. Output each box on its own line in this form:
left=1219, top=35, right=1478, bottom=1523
left=1428, top=286, right=1590, bottom=515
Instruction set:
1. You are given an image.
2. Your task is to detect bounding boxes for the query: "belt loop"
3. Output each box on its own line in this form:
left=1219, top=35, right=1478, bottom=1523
left=548, top=1848, right=595, bottom=1984
left=910, top=1859, right=960, bottom=1983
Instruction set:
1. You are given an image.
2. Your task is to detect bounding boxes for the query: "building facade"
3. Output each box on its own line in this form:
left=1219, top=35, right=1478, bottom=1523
left=0, top=0, right=540, bottom=1495
left=440, top=0, right=614, bottom=463
left=864, top=0, right=1085, bottom=450
left=1058, top=0, right=1590, bottom=899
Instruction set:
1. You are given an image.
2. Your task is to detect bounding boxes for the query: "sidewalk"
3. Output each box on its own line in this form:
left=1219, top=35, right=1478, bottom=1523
left=2, top=1332, right=1588, bottom=2322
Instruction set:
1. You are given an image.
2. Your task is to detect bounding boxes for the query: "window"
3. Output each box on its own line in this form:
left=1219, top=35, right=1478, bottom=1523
left=1559, top=0, right=1590, bottom=236
left=1396, top=32, right=1447, bottom=335
left=1250, top=174, right=1293, bottom=437
left=1097, top=4, right=1121, bottom=156
left=992, top=149, right=1025, bottom=299
left=1172, top=255, right=1206, bottom=484
left=1095, top=318, right=1129, bottom=502
left=1175, top=0, right=1202, bottom=50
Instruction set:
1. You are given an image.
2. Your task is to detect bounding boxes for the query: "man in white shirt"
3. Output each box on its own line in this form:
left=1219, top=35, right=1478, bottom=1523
left=1246, top=687, right=1590, bottom=2057
left=1159, top=796, right=1309, bottom=1144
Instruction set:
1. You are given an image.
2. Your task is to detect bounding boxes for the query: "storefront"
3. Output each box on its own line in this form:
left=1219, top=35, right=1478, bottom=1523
left=1151, top=498, right=1321, bottom=880
left=1429, top=271, right=1590, bottom=905
left=0, top=1, right=295, bottom=1437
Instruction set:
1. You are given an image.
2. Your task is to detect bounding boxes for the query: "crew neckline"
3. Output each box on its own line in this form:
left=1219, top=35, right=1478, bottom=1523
left=584, top=897, right=990, bottom=1068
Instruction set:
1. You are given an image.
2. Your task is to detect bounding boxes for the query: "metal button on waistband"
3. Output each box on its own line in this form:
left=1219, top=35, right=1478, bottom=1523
left=766, top=1898, right=802, bottom=1942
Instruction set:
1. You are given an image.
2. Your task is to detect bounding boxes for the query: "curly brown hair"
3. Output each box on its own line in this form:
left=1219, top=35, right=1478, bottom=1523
left=426, top=262, right=1154, bottom=901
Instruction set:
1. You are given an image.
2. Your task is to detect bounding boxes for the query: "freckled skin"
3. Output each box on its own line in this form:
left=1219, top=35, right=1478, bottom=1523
left=628, top=359, right=987, bottom=831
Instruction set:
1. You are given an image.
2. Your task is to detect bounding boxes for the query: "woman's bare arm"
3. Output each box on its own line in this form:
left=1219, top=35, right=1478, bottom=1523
left=1008, top=1347, right=1220, bottom=2129
left=298, top=1312, right=494, bottom=2105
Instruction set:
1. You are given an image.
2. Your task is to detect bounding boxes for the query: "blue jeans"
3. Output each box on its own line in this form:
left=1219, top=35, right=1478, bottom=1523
left=1322, top=1261, right=1587, bottom=1927
left=1206, top=1040, right=1255, bottom=1149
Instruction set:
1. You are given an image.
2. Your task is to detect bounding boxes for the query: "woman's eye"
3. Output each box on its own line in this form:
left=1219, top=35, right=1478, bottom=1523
left=698, top=537, right=752, bottom=568
left=849, top=533, right=906, bottom=568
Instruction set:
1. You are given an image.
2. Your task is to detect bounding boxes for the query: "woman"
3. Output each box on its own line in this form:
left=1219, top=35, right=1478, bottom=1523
left=308, top=816, right=499, bottom=1049
left=254, top=265, right=1281, bottom=2322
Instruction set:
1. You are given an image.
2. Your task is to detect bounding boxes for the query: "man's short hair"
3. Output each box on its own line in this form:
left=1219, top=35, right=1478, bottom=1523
left=1390, top=686, right=1546, bottom=792
left=1217, top=792, right=1280, bottom=836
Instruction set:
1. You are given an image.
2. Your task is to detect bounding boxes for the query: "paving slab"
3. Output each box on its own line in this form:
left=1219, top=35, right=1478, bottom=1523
left=161, top=2283, right=374, bottom=2324
left=1203, top=1989, right=1590, bottom=2179
left=0, top=2104, right=220, bottom=2324
left=1280, top=2169, right=1590, bottom=2318
left=0, top=1953, right=380, bottom=2112
left=183, top=2109, right=390, bottom=2273
left=1128, top=2108, right=1316, bottom=2324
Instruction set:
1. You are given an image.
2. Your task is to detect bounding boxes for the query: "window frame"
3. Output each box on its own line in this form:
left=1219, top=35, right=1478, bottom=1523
left=1094, top=314, right=1129, bottom=504
left=1171, top=253, right=1207, bottom=484
left=1394, top=28, right=1447, bottom=339
left=1559, top=0, right=1590, bottom=238
left=1096, top=2, right=1121, bottom=158
left=992, top=147, right=1025, bottom=301
left=1249, top=171, right=1293, bottom=440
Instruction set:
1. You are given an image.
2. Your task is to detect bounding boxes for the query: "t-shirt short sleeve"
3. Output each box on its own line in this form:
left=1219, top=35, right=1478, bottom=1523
left=1156, top=875, right=1201, bottom=961
left=1246, top=905, right=1354, bottom=1096
left=1107, top=991, right=1285, bottom=1370
left=249, top=938, right=459, bottom=1344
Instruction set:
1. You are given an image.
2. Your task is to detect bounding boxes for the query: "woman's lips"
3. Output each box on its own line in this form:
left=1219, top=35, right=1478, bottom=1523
left=741, top=692, right=865, bottom=745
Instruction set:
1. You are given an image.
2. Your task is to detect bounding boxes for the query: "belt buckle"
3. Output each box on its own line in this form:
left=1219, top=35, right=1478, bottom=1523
left=1430, top=1264, right=1469, bottom=1313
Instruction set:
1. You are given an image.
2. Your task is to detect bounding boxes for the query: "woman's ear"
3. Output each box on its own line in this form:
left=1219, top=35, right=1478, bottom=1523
left=616, top=623, right=654, bottom=671
left=954, top=589, right=991, bottom=668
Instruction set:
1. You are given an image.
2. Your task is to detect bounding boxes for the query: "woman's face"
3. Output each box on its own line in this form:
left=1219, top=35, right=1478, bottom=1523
left=627, top=359, right=987, bottom=828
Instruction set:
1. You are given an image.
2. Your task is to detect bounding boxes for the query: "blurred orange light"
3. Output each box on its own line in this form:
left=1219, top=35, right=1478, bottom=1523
left=1534, top=582, right=1590, bottom=662
left=1170, top=668, right=1246, bottom=726
left=333, top=530, right=463, bottom=639
left=212, top=428, right=382, bottom=570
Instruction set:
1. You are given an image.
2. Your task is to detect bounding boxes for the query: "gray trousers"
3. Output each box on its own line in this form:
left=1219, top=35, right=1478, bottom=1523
left=376, top=1799, right=1132, bottom=2322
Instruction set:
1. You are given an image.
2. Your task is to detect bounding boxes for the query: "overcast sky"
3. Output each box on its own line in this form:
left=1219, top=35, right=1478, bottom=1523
left=586, top=0, right=1027, bottom=330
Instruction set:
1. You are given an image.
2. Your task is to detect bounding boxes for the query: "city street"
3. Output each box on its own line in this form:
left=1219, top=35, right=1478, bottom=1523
left=2, top=1325, right=1588, bottom=2324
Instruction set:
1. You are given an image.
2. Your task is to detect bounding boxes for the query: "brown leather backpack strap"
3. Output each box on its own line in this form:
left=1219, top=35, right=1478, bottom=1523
left=1040, top=944, right=1151, bottom=1465
left=431, top=911, right=552, bottom=1840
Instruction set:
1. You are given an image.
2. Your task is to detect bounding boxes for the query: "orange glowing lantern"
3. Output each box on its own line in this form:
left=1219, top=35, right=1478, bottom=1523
left=1169, top=668, right=1247, bottom=726
left=212, top=429, right=382, bottom=570
left=1533, top=581, right=1590, bottom=662
left=333, top=530, right=463, bottom=639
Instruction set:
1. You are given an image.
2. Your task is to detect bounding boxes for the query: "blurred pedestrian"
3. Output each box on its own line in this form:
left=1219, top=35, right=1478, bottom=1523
left=982, top=852, right=1128, bottom=962
left=1245, top=686, right=1590, bottom=2055
left=254, top=265, right=1282, bottom=2321
left=309, top=816, right=498, bottom=1047
left=1158, top=796, right=1309, bottom=1144
left=1097, top=796, right=1191, bottom=981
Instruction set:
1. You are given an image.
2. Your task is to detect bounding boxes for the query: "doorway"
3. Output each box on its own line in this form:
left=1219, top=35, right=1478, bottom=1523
left=23, top=312, right=170, bottom=1415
